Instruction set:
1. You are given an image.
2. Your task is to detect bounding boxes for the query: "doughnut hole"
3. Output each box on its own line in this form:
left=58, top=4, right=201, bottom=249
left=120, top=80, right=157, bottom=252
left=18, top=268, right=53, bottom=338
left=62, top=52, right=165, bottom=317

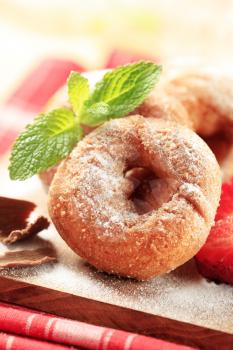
left=125, top=167, right=175, bottom=214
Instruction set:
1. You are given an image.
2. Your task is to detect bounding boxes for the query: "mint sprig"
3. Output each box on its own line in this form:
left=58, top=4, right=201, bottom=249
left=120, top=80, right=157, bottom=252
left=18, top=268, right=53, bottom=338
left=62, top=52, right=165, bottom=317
left=80, top=61, right=161, bottom=126
left=9, top=108, right=82, bottom=180
left=9, top=61, right=162, bottom=180
left=68, top=71, right=89, bottom=116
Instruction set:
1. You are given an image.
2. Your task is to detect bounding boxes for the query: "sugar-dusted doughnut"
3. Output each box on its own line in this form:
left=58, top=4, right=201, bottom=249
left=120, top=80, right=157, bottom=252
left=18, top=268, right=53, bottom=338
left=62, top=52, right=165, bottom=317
left=135, top=68, right=233, bottom=181
left=48, top=115, right=221, bottom=280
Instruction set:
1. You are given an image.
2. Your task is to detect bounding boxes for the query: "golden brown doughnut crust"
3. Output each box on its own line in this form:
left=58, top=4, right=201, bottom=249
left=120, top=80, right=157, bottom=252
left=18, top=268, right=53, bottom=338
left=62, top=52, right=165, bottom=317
left=135, top=68, right=233, bottom=181
left=48, top=115, right=221, bottom=280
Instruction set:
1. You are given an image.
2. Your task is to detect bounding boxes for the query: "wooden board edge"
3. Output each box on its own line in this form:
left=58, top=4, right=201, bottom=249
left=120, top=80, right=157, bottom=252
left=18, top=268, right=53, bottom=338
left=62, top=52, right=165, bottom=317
left=0, top=275, right=232, bottom=350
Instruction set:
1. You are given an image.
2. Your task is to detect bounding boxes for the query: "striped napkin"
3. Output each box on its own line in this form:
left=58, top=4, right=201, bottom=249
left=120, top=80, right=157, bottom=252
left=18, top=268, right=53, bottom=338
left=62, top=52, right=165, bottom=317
left=0, top=52, right=196, bottom=350
left=0, top=58, right=83, bottom=157
left=0, top=302, right=196, bottom=350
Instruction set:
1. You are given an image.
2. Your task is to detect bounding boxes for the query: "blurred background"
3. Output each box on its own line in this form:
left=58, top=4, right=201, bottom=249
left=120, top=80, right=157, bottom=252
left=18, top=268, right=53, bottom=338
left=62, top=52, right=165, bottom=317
left=0, top=0, right=233, bottom=101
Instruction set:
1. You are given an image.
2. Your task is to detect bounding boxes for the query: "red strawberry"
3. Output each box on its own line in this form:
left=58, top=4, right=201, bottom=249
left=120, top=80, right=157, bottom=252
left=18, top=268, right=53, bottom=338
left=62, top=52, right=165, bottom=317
left=196, top=216, right=233, bottom=284
left=196, top=216, right=233, bottom=283
left=215, top=177, right=233, bottom=221
left=195, top=177, right=233, bottom=284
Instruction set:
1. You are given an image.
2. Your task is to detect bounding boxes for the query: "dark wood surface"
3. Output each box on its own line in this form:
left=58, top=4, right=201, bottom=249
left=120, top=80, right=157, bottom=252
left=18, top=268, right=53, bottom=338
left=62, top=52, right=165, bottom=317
left=0, top=275, right=232, bottom=350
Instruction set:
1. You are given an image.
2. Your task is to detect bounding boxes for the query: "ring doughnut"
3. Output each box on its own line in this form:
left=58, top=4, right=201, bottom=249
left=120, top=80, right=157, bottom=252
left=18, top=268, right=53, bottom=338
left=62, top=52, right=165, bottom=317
left=135, top=68, right=233, bottom=181
left=48, top=115, right=221, bottom=280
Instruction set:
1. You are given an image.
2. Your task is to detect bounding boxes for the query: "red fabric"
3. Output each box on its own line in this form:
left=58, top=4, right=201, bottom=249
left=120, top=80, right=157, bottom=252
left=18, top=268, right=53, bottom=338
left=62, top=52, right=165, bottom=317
left=0, top=58, right=84, bottom=157
left=0, top=332, right=73, bottom=350
left=106, top=49, right=158, bottom=68
left=6, top=58, right=84, bottom=113
left=0, top=302, right=196, bottom=350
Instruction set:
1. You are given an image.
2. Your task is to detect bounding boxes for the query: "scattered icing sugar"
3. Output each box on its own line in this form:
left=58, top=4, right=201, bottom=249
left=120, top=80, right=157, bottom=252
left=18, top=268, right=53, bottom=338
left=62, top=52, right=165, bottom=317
left=0, top=155, right=231, bottom=335
left=1, top=226, right=233, bottom=334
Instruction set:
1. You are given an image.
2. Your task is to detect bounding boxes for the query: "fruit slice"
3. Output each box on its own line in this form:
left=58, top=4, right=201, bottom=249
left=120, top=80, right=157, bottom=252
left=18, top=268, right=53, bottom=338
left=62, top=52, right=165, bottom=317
left=215, top=177, right=233, bottom=221
left=195, top=216, right=233, bottom=284
left=195, top=177, right=233, bottom=284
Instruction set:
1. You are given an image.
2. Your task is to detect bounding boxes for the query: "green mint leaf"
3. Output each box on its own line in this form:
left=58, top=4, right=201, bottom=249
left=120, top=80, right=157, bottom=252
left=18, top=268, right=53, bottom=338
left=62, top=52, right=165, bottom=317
left=9, top=108, right=83, bottom=180
left=80, top=101, right=111, bottom=126
left=80, top=61, right=162, bottom=126
left=68, top=71, right=89, bottom=116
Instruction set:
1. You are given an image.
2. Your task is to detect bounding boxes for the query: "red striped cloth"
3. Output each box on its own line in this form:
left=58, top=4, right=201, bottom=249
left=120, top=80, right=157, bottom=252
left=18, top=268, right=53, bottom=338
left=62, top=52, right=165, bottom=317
left=0, top=302, right=196, bottom=350
left=0, top=58, right=84, bottom=158
left=0, top=52, right=197, bottom=350
left=0, top=333, right=73, bottom=350
left=105, top=49, right=158, bottom=68
left=5, top=58, right=84, bottom=113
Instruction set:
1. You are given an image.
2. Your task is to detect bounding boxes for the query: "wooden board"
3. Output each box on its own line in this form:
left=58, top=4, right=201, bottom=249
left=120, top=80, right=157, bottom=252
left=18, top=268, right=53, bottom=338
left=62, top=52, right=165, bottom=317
left=0, top=165, right=233, bottom=350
